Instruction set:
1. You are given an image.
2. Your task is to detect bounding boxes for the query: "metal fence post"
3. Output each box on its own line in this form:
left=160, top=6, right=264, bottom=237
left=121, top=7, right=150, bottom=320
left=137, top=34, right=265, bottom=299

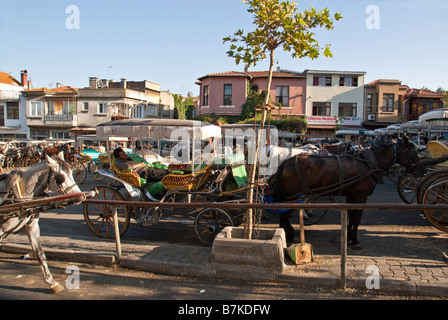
left=340, top=209, right=348, bottom=290
left=112, top=206, right=122, bottom=263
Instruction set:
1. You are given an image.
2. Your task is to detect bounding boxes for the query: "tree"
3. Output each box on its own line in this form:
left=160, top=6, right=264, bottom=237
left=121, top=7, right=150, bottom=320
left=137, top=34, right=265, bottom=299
left=224, top=0, right=342, bottom=106
left=240, top=83, right=266, bottom=120
left=173, top=94, right=194, bottom=120
left=223, top=0, right=342, bottom=239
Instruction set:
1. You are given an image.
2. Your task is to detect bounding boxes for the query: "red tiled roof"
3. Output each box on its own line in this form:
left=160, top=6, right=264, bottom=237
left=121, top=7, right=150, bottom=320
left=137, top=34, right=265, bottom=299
left=198, top=70, right=304, bottom=80
left=0, top=72, right=22, bottom=86
left=248, top=71, right=304, bottom=78
left=407, top=88, right=444, bottom=97
left=23, top=86, right=78, bottom=93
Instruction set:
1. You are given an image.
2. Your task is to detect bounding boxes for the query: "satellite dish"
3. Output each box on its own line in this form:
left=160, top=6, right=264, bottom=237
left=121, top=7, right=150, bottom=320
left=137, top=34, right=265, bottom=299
left=187, top=91, right=193, bottom=98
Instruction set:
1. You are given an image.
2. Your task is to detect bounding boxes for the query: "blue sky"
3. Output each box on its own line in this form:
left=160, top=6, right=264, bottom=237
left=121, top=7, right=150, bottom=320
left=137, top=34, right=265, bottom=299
left=0, top=0, right=447, bottom=95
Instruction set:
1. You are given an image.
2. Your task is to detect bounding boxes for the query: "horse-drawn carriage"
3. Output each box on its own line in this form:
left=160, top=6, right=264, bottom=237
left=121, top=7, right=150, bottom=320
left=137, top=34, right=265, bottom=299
left=392, top=109, right=448, bottom=232
left=394, top=140, right=448, bottom=232
left=83, top=119, right=250, bottom=246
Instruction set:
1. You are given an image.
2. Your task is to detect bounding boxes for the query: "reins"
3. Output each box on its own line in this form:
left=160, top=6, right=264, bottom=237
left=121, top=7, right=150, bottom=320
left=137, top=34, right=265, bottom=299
left=285, top=143, right=406, bottom=202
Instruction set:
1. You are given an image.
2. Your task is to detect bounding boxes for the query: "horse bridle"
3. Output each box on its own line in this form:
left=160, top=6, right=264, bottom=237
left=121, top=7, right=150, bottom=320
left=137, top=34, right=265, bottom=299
left=395, top=141, right=420, bottom=171
left=48, top=162, right=78, bottom=195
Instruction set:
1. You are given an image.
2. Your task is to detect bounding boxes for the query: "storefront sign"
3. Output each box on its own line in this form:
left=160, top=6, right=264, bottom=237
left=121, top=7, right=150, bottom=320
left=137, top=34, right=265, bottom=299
left=340, top=117, right=362, bottom=126
left=306, top=116, right=336, bottom=126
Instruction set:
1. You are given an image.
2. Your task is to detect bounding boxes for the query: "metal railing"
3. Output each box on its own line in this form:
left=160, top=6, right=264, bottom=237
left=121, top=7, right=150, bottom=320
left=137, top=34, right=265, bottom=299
left=84, top=198, right=448, bottom=289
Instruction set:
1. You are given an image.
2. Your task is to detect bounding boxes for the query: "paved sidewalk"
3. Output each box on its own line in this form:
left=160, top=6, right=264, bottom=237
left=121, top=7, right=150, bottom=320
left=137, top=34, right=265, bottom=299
left=1, top=232, right=447, bottom=298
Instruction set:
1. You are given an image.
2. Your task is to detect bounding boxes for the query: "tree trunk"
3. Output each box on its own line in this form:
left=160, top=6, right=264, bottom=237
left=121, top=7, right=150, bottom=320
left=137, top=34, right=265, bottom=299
left=245, top=49, right=275, bottom=239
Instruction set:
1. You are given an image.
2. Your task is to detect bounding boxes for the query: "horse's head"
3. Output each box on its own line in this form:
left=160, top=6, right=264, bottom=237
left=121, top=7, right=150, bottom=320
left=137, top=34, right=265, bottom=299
left=396, top=136, right=421, bottom=172
left=46, top=151, right=82, bottom=195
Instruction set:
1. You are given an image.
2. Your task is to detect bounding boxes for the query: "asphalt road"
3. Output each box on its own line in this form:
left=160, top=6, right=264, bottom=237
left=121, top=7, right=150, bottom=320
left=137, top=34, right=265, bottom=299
left=38, top=172, right=448, bottom=262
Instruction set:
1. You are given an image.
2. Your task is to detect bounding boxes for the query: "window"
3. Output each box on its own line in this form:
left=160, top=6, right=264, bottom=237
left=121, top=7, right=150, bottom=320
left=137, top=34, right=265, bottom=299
left=338, top=103, right=357, bottom=117
left=82, top=102, right=89, bottom=111
left=132, top=104, right=145, bottom=119
left=0, top=105, right=4, bottom=126
left=312, top=102, right=331, bottom=116
left=97, top=103, right=107, bottom=114
left=50, top=130, right=70, bottom=140
left=223, top=84, right=232, bottom=105
left=366, top=94, right=373, bottom=112
left=147, top=104, right=157, bottom=117
left=30, top=101, right=42, bottom=116
left=63, top=102, right=76, bottom=115
left=382, top=94, right=394, bottom=112
left=313, top=75, right=332, bottom=87
left=6, top=102, right=19, bottom=119
left=275, top=86, right=290, bottom=107
left=203, top=85, right=209, bottom=106
left=339, top=76, right=358, bottom=87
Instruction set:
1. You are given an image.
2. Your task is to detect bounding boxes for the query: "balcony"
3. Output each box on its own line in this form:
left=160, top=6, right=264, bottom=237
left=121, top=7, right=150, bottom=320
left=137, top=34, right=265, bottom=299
left=43, top=114, right=78, bottom=127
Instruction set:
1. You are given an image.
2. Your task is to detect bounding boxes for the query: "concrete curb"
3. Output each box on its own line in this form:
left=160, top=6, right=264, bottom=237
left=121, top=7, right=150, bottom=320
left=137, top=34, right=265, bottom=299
left=0, top=243, right=116, bottom=266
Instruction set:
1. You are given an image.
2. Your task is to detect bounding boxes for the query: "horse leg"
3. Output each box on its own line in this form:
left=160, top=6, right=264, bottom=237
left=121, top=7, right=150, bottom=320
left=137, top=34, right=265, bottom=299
left=279, top=211, right=295, bottom=244
left=23, top=217, right=64, bottom=294
left=346, top=194, right=367, bottom=250
left=347, top=209, right=363, bottom=250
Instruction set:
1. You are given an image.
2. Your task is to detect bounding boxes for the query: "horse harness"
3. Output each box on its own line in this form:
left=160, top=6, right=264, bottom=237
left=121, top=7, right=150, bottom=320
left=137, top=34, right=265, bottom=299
left=289, top=148, right=383, bottom=201
left=0, top=161, right=77, bottom=237
left=47, top=159, right=78, bottom=195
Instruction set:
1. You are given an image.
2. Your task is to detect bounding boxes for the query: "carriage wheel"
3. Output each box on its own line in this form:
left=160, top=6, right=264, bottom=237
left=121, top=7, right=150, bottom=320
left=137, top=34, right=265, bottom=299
left=417, top=170, right=448, bottom=204
left=397, top=173, right=422, bottom=204
left=387, top=164, right=406, bottom=183
left=194, top=208, right=233, bottom=246
left=91, top=162, right=108, bottom=181
left=83, top=186, right=130, bottom=238
left=71, top=161, right=87, bottom=184
left=422, top=176, right=448, bottom=233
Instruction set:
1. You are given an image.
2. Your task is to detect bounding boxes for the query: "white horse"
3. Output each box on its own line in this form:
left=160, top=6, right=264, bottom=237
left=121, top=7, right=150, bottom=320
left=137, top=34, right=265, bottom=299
left=0, top=152, right=81, bottom=293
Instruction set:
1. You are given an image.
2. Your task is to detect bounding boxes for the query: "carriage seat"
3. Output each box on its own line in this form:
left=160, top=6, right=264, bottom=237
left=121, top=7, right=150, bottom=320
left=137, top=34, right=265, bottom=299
left=427, top=141, right=448, bottom=167
left=110, top=153, right=176, bottom=188
left=110, top=158, right=145, bottom=187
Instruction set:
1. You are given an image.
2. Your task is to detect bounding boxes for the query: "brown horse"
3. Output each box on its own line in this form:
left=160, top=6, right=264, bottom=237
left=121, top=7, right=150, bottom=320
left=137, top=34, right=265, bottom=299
left=269, top=137, right=420, bottom=249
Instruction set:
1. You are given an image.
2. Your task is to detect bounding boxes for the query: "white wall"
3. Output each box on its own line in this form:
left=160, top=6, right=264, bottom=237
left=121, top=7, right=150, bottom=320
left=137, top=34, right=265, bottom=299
left=305, top=72, right=366, bottom=121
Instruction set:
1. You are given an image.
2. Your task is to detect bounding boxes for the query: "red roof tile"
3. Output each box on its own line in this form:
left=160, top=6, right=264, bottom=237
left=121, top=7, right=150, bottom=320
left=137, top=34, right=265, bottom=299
left=0, top=72, right=22, bottom=86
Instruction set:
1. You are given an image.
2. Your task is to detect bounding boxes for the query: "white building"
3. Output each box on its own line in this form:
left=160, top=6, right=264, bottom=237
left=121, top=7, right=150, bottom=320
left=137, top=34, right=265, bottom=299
left=304, top=69, right=366, bottom=138
left=0, top=70, right=30, bottom=140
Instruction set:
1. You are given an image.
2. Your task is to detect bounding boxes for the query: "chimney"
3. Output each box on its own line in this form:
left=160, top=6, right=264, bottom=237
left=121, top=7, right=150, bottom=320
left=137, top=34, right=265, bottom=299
left=89, top=77, right=98, bottom=89
left=121, top=78, right=127, bottom=89
left=56, top=83, right=62, bottom=88
left=21, top=70, right=28, bottom=89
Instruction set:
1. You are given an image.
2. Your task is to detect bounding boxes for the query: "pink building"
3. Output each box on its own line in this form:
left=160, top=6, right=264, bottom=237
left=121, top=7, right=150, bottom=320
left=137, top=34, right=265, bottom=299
left=196, top=71, right=306, bottom=117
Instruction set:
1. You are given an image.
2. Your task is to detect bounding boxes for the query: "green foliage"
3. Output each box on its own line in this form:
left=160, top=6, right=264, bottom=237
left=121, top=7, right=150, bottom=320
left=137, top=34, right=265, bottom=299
left=173, top=94, right=194, bottom=120
left=240, top=83, right=266, bottom=120
left=239, top=114, right=307, bottom=134
left=223, top=0, right=342, bottom=68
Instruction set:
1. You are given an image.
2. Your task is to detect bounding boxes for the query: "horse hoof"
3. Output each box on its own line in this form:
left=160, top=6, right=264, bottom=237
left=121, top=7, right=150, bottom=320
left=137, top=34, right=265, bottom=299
left=347, top=240, right=363, bottom=250
left=51, top=283, right=64, bottom=294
